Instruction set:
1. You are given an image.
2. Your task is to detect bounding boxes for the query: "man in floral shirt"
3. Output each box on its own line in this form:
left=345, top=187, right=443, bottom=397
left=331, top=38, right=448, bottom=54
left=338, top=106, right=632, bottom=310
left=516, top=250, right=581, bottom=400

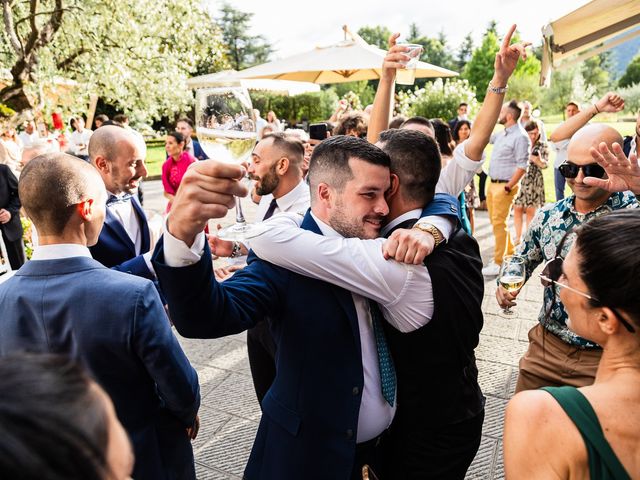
left=497, top=124, right=637, bottom=391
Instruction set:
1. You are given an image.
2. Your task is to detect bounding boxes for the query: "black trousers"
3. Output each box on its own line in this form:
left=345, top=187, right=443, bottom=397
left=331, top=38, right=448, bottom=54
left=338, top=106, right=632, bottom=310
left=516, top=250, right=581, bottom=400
left=2, top=234, right=25, bottom=270
left=246, top=321, right=277, bottom=405
left=383, top=409, right=485, bottom=480
left=477, top=171, right=488, bottom=202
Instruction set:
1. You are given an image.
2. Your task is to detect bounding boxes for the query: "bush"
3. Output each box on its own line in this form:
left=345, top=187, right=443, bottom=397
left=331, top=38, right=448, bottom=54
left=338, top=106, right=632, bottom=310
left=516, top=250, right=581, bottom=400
left=619, top=83, right=640, bottom=114
left=396, top=78, right=477, bottom=120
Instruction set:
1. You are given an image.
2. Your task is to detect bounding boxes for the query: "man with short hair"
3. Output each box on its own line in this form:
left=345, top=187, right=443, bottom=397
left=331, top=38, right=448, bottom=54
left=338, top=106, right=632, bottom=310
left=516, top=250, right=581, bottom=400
left=18, top=121, right=38, bottom=148
left=481, top=99, right=530, bottom=277
left=0, top=153, right=200, bottom=480
left=88, top=125, right=154, bottom=279
left=175, top=117, right=207, bottom=160
left=549, top=93, right=625, bottom=202
left=448, top=102, right=469, bottom=131
left=401, top=116, right=435, bottom=138
left=497, top=123, right=637, bottom=391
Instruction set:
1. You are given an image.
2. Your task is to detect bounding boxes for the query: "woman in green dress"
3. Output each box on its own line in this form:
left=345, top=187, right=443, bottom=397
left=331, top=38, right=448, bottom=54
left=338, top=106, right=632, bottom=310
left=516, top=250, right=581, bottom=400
left=503, top=209, right=640, bottom=479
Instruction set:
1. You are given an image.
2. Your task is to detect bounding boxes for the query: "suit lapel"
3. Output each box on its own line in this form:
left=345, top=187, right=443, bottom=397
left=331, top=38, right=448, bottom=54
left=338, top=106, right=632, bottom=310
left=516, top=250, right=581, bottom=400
left=300, top=211, right=361, bottom=346
left=104, top=208, right=136, bottom=255
left=131, top=196, right=150, bottom=253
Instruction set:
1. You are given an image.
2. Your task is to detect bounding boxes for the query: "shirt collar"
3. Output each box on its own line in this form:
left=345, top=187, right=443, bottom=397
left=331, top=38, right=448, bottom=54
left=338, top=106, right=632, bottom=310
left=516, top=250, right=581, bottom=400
left=561, top=192, right=626, bottom=219
left=31, top=244, right=92, bottom=261
left=309, top=211, right=342, bottom=238
left=381, top=208, right=422, bottom=237
left=274, top=180, right=308, bottom=212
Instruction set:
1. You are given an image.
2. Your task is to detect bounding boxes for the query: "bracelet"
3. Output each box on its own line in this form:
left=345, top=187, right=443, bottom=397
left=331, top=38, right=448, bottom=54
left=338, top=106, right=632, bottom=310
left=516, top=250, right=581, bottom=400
left=230, top=241, right=242, bottom=258
left=593, top=103, right=600, bottom=115
left=487, top=82, right=508, bottom=94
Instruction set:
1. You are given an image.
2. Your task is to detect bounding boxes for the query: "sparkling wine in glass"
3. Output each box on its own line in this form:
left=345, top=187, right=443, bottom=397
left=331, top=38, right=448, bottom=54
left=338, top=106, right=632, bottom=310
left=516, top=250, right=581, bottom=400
left=499, top=255, right=525, bottom=316
left=195, top=82, right=267, bottom=241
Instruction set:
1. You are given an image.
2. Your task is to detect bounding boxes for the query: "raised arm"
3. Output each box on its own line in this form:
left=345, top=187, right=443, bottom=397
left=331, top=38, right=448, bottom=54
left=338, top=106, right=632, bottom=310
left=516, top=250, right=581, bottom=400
left=367, top=33, right=410, bottom=144
left=549, top=92, right=625, bottom=143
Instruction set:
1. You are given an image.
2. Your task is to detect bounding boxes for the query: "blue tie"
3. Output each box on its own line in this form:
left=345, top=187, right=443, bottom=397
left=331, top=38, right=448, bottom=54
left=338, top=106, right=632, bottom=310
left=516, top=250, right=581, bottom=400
left=107, top=193, right=133, bottom=206
left=369, top=300, right=396, bottom=407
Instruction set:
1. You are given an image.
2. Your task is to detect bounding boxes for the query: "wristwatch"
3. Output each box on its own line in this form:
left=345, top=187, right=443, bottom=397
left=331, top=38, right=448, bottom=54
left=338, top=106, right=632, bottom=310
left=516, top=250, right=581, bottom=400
left=487, top=82, right=508, bottom=95
left=413, top=222, right=445, bottom=247
left=230, top=241, right=243, bottom=258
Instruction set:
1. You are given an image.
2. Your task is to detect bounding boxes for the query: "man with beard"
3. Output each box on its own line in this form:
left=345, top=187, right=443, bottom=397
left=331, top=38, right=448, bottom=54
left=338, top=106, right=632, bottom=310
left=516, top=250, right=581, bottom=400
left=209, top=132, right=310, bottom=404
left=88, top=125, right=154, bottom=280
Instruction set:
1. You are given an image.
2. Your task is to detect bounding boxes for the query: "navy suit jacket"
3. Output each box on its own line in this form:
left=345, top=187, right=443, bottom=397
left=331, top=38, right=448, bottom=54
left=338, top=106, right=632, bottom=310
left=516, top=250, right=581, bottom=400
left=0, top=257, right=200, bottom=480
left=90, top=195, right=154, bottom=280
left=192, top=139, right=208, bottom=161
left=0, top=164, right=22, bottom=242
left=152, top=196, right=458, bottom=480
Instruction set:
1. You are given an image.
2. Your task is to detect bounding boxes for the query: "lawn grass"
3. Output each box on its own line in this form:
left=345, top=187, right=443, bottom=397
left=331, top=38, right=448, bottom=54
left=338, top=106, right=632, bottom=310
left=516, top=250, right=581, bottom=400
left=145, top=144, right=166, bottom=178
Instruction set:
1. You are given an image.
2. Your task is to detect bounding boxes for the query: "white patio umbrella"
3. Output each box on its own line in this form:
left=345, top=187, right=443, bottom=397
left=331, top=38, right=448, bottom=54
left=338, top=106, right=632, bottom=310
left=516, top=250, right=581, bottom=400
left=187, top=70, right=320, bottom=95
left=234, top=26, right=458, bottom=84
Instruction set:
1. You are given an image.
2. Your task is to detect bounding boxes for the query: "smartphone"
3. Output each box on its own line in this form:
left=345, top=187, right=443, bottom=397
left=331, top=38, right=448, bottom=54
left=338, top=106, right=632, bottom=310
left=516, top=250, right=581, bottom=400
left=309, top=123, right=328, bottom=141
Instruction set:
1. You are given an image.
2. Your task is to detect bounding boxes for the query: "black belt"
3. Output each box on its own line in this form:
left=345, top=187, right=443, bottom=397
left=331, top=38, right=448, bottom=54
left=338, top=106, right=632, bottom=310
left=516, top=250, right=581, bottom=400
left=491, top=179, right=509, bottom=183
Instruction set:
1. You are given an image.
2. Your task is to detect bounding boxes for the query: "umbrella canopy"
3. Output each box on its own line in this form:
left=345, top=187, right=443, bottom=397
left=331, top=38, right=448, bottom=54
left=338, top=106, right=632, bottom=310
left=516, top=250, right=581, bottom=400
left=187, top=70, right=320, bottom=95
left=235, top=27, right=458, bottom=84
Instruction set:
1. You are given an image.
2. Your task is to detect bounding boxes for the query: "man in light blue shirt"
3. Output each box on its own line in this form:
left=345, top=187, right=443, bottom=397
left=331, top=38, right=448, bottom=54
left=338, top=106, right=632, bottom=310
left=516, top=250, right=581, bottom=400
left=482, top=100, right=530, bottom=276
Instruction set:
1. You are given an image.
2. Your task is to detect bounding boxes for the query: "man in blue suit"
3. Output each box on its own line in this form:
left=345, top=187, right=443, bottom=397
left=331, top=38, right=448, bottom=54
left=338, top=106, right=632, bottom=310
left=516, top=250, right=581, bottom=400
left=88, top=125, right=155, bottom=280
left=0, top=153, right=200, bottom=480
left=152, top=136, right=458, bottom=479
left=176, top=117, right=208, bottom=161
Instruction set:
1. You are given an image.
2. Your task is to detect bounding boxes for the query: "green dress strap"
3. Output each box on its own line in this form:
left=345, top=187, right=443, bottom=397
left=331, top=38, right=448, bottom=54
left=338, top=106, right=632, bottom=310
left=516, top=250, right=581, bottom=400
left=541, top=386, right=631, bottom=480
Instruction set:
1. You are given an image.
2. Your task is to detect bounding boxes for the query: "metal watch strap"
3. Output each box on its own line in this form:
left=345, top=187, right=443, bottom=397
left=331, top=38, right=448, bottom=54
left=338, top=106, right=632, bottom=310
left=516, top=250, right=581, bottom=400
left=487, top=82, right=508, bottom=94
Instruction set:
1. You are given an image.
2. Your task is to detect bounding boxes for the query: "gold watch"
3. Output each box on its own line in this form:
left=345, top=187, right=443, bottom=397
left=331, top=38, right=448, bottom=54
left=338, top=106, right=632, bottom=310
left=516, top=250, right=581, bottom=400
left=413, top=222, right=445, bottom=247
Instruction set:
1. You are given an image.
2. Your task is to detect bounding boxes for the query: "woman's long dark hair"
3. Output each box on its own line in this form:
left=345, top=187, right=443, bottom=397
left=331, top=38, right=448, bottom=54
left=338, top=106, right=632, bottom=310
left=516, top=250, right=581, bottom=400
left=452, top=119, right=472, bottom=143
left=574, top=209, right=640, bottom=329
left=430, top=118, right=455, bottom=157
left=0, top=353, right=110, bottom=480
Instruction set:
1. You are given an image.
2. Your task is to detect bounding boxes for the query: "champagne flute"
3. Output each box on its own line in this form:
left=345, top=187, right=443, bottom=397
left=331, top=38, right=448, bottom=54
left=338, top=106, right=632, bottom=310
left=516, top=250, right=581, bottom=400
left=498, top=255, right=525, bottom=316
left=195, top=82, right=267, bottom=241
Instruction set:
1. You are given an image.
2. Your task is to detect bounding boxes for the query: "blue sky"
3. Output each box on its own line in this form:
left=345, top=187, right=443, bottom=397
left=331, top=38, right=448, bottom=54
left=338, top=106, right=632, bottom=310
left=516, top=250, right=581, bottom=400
left=205, top=0, right=589, bottom=58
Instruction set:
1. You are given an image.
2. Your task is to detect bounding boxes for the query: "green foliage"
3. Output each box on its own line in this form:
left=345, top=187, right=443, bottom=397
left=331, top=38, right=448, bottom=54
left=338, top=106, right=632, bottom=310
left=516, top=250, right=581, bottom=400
left=396, top=78, right=477, bottom=120
left=407, top=25, right=456, bottom=72
left=1, top=0, right=229, bottom=122
left=581, top=54, right=611, bottom=94
left=0, top=103, right=15, bottom=119
left=217, top=3, right=273, bottom=71
left=619, top=54, right=640, bottom=88
left=463, top=30, right=499, bottom=102
left=507, top=75, right=543, bottom=107
left=329, top=81, right=375, bottom=108
left=250, top=90, right=339, bottom=124
left=357, top=25, right=392, bottom=50
left=618, top=82, right=640, bottom=114
left=456, top=33, right=474, bottom=71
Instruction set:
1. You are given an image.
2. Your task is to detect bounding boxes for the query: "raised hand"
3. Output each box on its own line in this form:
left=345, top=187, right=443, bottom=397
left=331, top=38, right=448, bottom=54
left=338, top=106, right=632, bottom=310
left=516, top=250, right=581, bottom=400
left=381, top=33, right=410, bottom=80
left=382, top=228, right=436, bottom=265
left=584, top=142, right=640, bottom=195
left=594, top=92, right=625, bottom=114
left=493, top=24, right=530, bottom=85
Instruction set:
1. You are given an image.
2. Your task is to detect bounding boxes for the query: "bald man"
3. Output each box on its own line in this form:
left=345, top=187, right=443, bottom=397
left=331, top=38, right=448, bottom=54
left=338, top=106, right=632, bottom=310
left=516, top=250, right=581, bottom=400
left=0, top=153, right=200, bottom=480
left=496, top=124, right=638, bottom=391
left=88, top=125, right=154, bottom=279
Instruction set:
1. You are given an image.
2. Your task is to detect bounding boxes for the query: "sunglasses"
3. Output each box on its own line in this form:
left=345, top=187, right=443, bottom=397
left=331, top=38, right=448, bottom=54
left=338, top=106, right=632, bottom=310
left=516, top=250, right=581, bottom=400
left=539, top=257, right=635, bottom=333
left=558, top=161, right=606, bottom=179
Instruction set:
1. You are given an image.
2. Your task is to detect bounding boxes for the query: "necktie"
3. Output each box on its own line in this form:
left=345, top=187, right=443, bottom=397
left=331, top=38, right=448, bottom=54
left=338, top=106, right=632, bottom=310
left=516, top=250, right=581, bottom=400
left=262, top=198, right=278, bottom=220
left=107, top=193, right=133, bottom=206
left=369, top=300, right=396, bottom=407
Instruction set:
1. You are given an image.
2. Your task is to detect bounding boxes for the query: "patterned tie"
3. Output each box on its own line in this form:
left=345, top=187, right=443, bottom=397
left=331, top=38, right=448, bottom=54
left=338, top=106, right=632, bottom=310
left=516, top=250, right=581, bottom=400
left=106, top=193, right=134, bottom=206
left=262, top=198, right=278, bottom=220
left=369, top=300, right=396, bottom=407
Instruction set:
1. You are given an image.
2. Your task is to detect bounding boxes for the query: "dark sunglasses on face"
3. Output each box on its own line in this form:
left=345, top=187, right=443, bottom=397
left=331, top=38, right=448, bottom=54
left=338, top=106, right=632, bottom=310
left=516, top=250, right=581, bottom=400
left=539, top=257, right=636, bottom=333
left=558, top=161, right=606, bottom=179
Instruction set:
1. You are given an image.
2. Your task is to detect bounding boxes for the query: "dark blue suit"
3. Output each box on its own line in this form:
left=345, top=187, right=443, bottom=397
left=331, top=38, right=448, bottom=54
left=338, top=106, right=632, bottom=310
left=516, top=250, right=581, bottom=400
left=0, top=257, right=200, bottom=480
left=90, top=195, right=154, bottom=280
left=152, top=195, right=458, bottom=480
left=192, top=139, right=208, bottom=161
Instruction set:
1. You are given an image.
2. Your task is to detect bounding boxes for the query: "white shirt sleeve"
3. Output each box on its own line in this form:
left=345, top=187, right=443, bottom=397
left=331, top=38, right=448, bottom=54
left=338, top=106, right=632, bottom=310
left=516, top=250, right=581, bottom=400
left=435, top=140, right=485, bottom=196
left=250, top=214, right=433, bottom=331
left=162, top=217, right=206, bottom=268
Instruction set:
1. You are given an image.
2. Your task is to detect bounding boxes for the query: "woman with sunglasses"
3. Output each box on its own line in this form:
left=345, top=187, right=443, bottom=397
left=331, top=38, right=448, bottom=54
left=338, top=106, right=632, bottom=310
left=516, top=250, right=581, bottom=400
left=504, top=209, right=640, bottom=479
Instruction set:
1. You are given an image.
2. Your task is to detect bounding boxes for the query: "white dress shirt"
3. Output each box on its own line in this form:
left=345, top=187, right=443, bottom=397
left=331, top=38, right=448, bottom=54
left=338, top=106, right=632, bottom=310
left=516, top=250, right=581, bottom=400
left=255, top=180, right=310, bottom=221
left=70, top=129, right=93, bottom=156
left=107, top=193, right=154, bottom=274
left=31, top=243, right=92, bottom=260
left=18, top=131, right=39, bottom=148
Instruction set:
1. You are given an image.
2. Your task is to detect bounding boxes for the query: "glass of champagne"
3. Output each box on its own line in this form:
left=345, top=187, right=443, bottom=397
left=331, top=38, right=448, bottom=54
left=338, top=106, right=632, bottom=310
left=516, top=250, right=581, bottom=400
left=498, top=255, right=526, bottom=316
left=195, top=82, right=266, bottom=241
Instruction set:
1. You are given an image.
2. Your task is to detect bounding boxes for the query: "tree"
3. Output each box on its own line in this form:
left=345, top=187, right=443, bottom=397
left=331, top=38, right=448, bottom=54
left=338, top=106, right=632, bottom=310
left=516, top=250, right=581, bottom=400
left=619, top=53, right=640, bottom=88
left=0, top=0, right=228, bottom=120
left=581, top=53, right=611, bottom=94
left=357, top=25, right=392, bottom=50
left=406, top=24, right=455, bottom=71
left=456, top=33, right=474, bottom=71
left=462, top=29, right=499, bottom=102
left=218, top=3, right=273, bottom=71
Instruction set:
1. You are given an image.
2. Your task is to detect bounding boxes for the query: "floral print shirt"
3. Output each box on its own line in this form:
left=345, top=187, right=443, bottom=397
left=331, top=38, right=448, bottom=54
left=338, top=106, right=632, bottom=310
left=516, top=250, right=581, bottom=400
left=515, top=191, right=638, bottom=348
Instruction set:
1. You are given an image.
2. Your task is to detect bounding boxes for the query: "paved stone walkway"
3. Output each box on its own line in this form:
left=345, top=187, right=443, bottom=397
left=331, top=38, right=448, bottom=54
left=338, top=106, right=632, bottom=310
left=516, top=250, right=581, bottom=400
left=142, top=180, right=542, bottom=479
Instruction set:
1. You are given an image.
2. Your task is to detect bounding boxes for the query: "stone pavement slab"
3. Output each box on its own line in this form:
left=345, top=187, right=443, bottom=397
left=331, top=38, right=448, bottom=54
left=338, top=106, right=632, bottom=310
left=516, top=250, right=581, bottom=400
left=143, top=180, right=544, bottom=479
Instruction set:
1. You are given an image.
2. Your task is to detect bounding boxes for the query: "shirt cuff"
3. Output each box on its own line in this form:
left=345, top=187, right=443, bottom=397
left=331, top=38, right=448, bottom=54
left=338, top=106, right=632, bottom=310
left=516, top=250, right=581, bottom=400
left=162, top=217, right=206, bottom=267
left=455, top=140, right=486, bottom=172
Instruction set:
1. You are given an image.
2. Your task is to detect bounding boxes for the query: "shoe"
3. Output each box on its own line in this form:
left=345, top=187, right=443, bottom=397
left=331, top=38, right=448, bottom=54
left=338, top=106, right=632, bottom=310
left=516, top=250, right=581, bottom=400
left=477, top=200, right=487, bottom=211
left=482, top=262, right=500, bottom=277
